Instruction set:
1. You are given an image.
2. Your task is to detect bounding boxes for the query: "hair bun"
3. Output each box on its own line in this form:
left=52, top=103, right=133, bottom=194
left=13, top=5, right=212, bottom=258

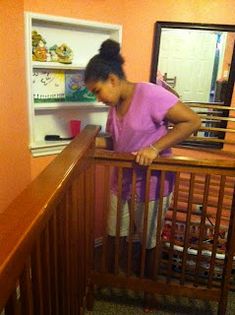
left=99, top=39, right=120, bottom=60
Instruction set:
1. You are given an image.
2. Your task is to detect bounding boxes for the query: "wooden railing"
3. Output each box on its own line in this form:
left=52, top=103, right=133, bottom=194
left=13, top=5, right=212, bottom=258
left=0, top=125, right=100, bottom=315
left=182, top=102, right=235, bottom=149
left=92, top=149, right=235, bottom=315
left=1, top=125, right=235, bottom=315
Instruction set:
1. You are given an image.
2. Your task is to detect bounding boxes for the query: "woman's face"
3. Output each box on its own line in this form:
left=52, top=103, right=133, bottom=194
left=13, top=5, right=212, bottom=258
left=86, top=74, right=121, bottom=106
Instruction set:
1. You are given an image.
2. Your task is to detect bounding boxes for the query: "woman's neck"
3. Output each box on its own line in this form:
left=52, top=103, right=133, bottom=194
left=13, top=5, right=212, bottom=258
left=116, top=81, right=136, bottom=118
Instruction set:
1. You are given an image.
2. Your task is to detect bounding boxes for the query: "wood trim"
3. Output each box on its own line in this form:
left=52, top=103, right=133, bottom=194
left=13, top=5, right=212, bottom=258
left=94, top=148, right=235, bottom=169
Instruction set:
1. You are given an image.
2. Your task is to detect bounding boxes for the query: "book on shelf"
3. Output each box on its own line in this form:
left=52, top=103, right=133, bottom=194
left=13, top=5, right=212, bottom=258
left=33, top=69, right=96, bottom=103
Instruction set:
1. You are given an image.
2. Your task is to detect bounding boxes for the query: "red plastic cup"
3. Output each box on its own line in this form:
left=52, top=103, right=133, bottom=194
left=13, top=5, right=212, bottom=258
left=70, top=120, right=81, bottom=137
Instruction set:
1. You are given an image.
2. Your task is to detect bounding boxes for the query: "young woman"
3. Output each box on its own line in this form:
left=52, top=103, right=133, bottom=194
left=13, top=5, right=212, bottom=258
left=85, top=39, right=201, bottom=310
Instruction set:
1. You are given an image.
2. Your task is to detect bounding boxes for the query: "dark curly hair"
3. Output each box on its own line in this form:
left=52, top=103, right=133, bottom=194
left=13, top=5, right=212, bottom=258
left=84, top=39, right=126, bottom=83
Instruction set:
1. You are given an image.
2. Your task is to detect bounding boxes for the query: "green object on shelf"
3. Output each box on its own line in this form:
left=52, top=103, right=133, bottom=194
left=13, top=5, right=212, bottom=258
left=65, top=87, right=96, bottom=102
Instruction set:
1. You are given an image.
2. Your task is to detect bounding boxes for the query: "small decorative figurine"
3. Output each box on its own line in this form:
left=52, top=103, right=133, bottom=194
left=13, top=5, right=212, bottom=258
left=48, top=45, right=59, bottom=62
left=32, top=30, right=48, bottom=62
left=55, top=43, right=73, bottom=64
left=32, top=31, right=73, bottom=64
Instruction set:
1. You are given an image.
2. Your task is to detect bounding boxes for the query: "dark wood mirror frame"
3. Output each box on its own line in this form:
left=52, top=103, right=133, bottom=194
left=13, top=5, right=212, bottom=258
left=150, top=21, right=235, bottom=107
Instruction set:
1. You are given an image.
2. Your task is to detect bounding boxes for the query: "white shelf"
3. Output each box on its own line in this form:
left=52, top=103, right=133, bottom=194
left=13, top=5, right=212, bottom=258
left=32, top=61, right=85, bottom=70
left=25, top=12, right=122, bottom=156
left=30, top=140, right=70, bottom=157
left=34, top=102, right=107, bottom=111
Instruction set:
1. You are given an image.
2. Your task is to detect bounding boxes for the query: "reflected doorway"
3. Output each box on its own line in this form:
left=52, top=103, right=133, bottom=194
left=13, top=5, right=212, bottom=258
left=157, top=29, right=228, bottom=102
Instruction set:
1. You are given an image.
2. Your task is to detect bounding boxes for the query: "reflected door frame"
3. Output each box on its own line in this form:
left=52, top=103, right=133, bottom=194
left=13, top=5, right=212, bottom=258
left=150, top=21, right=235, bottom=106
left=158, top=29, right=218, bottom=102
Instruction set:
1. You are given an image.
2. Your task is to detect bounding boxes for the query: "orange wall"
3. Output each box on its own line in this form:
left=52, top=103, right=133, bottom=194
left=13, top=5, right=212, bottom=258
left=1, top=0, right=235, bottom=211
left=0, top=0, right=31, bottom=212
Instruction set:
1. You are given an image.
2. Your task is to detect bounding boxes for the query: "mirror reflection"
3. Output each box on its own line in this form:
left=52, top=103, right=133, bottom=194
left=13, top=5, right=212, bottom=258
left=150, top=22, right=235, bottom=149
left=150, top=22, right=235, bottom=104
left=158, top=29, right=234, bottom=102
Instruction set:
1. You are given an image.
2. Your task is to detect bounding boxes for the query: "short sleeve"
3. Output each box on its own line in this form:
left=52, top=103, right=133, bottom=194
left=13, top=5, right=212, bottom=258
left=150, top=85, right=178, bottom=122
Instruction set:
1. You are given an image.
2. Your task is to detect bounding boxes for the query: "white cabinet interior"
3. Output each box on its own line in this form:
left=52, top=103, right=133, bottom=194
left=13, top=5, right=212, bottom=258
left=25, top=12, right=122, bottom=156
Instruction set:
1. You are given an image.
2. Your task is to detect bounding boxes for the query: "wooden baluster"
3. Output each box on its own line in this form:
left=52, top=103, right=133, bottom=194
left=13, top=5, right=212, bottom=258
left=83, top=168, right=90, bottom=312
left=153, top=170, right=165, bottom=280
left=5, top=289, right=19, bottom=315
left=56, top=201, right=66, bottom=315
left=140, top=168, right=151, bottom=278
left=193, top=174, right=210, bottom=287
left=19, top=257, right=33, bottom=315
left=64, top=189, right=71, bottom=315
left=208, top=175, right=226, bottom=288
left=166, top=171, right=180, bottom=283
left=85, top=165, right=95, bottom=278
left=114, top=167, right=123, bottom=275
left=101, top=165, right=110, bottom=273
left=180, top=173, right=195, bottom=285
left=85, top=164, right=96, bottom=311
left=40, top=225, right=52, bottom=314
left=31, top=239, right=44, bottom=315
left=70, top=178, right=79, bottom=314
left=127, top=169, right=136, bottom=277
left=48, top=211, right=59, bottom=315
left=77, top=173, right=85, bottom=312
left=79, top=165, right=93, bottom=312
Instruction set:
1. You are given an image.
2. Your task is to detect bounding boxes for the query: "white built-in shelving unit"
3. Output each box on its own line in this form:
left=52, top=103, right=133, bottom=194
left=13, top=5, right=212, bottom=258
left=25, top=12, right=122, bottom=156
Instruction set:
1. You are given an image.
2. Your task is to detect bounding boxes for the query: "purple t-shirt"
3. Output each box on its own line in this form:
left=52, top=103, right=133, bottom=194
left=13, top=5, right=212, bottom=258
left=106, top=82, right=178, bottom=201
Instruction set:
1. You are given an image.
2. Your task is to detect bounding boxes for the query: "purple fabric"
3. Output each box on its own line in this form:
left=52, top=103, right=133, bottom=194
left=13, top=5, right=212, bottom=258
left=106, top=82, right=178, bottom=201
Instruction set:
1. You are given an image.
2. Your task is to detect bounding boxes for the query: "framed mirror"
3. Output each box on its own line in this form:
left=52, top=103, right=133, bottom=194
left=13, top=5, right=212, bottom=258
left=150, top=21, right=235, bottom=150
left=150, top=21, right=235, bottom=105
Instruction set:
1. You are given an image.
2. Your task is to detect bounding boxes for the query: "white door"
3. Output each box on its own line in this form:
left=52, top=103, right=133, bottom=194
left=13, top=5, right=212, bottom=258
left=158, top=29, right=217, bottom=102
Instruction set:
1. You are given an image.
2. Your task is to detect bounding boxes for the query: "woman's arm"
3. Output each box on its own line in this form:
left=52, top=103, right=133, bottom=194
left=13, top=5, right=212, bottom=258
left=151, top=101, right=201, bottom=152
left=134, top=101, right=201, bottom=165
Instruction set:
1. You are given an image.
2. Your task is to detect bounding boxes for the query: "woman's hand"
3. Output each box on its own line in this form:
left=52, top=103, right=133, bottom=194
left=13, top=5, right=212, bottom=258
left=132, top=146, right=159, bottom=166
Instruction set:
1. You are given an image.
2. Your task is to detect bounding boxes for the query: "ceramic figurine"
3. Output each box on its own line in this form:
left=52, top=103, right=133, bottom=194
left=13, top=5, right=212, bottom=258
left=55, top=43, right=73, bottom=64
left=32, top=30, right=48, bottom=62
left=48, top=45, right=59, bottom=62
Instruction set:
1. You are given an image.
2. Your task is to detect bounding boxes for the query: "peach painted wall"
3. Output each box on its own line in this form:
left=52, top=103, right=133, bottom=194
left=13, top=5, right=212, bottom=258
left=1, top=0, right=235, bottom=211
left=0, top=0, right=31, bottom=212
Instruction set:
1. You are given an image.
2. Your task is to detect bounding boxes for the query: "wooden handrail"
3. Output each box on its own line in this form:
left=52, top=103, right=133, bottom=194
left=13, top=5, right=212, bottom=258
left=95, top=148, right=235, bottom=170
left=0, top=125, right=100, bottom=312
